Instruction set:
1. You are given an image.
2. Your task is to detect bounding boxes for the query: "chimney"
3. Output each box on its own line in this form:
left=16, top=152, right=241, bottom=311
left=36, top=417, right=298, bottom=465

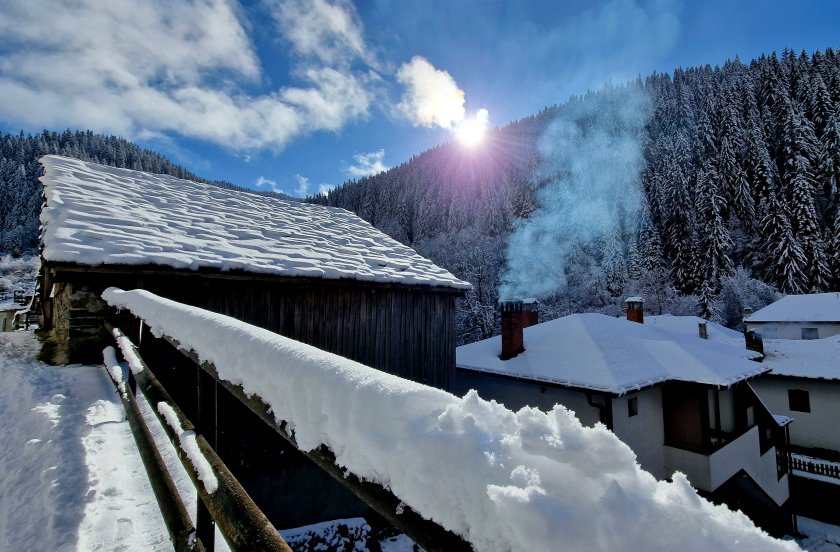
left=698, top=321, right=708, bottom=339
left=625, top=297, right=644, bottom=324
left=523, top=298, right=539, bottom=328
left=500, top=299, right=538, bottom=360
left=743, top=306, right=753, bottom=318
left=745, top=330, right=764, bottom=356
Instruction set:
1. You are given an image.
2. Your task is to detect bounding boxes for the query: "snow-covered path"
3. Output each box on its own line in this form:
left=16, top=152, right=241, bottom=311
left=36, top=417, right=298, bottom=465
left=0, top=331, right=170, bottom=551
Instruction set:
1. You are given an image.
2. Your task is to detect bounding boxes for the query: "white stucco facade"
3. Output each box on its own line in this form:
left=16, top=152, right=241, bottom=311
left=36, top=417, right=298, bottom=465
left=751, top=376, right=840, bottom=453
left=746, top=321, right=840, bottom=340
left=611, top=389, right=666, bottom=479
left=663, top=426, right=789, bottom=505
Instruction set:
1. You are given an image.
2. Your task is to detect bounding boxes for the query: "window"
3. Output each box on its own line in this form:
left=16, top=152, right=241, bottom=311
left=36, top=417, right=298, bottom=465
left=628, top=397, right=638, bottom=417
left=788, top=389, right=811, bottom=413
left=802, top=327, right=819, bottom=340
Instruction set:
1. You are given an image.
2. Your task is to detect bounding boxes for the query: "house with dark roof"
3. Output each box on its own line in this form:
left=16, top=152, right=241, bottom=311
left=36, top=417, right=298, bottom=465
left=745, top=293, right=840, bottom=340
left=455, top=299, right=792, bottom=532
left=36, top=155, right=469, bottom=390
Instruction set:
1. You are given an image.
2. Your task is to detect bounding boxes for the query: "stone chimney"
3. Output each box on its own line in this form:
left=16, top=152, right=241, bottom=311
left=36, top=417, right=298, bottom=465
left=500, top=299, right=539, bottom=360
left=698, top=321, right=708, bottom=339
left=625, top=297, right=644, bottom=324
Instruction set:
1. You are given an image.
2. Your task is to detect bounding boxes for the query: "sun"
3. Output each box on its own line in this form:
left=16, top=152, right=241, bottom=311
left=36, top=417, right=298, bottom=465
left=456, top=109, right=489, bottom=147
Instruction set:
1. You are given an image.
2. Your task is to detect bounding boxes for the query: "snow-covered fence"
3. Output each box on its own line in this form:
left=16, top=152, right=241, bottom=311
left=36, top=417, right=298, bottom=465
left=102, top=287, right=802, bottom=552
left=790, top=456, right=840, bottom=480
left=102, top=345, right=203, bottom=552
left=106, top=325, right=292, bottom=552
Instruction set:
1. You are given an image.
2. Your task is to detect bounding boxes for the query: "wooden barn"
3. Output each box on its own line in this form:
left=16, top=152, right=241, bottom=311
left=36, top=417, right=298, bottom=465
left=35, top=155, right=469, bottom=390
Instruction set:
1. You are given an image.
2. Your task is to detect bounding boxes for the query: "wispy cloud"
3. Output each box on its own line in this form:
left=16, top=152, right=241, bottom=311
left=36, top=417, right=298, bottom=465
left=256, top=173, right=317, bottom=197
left=0, top=0, right=373, bottom=151
left=502, top=0, right=680, bottom=105
left=255, top=175, right=283, bottom=193
left=266, top=0, right=372, bottom=66
left=293, top=174, right=311, bottom=196
left=318, top=184, right=335, bottom=196
left=345, top=149, right=388, bottom=178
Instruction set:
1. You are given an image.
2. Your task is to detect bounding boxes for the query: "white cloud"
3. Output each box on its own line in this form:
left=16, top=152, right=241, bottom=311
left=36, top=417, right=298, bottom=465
left=0, top=0, right=372, bottom=151
left=345, top=149, right=388, bottom=178
left=396, top=56, right=465, bottom=129
left=266, top=0, right=371, bottom=66
left=318, top=184, right=335, bottom=196
left=293, top=174, right=311, bottom=196
left=255, top=175, right=282, bottom=193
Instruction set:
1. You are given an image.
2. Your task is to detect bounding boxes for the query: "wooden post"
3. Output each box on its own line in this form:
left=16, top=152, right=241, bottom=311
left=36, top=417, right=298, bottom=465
left=197, top=364, right=218, bottom=551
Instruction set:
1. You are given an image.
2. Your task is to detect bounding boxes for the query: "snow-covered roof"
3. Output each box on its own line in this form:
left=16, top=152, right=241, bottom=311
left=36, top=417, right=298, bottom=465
left=456, top=313, right=768, bottom=394
left=760, top=336, right=840, bottom=381
left=646, top=314, right=756, bottom=351
left=39, top=156, right=470, bottom=290
left=745, top=293, right=840, bottom=323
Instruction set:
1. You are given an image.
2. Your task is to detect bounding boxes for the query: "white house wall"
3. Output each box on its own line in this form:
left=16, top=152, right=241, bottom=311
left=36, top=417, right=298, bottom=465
left=707, top=427, right=789, bottom=506
left=454, top=371, right=602, bottom=426
left=751, top=376, right=840, bottom=452
left=611, top=389, right=666, bottom=479
left=664, top=427, right=789, bottom=506
left=747, top=322, right=840, bottom=340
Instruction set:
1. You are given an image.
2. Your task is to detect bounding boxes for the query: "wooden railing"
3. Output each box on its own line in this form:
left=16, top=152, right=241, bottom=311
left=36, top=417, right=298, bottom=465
left=106, top=324, right=292, bottom=552
left=105, top=320, right=472, bottom=552
left=789, top=456, right=840, bottom=480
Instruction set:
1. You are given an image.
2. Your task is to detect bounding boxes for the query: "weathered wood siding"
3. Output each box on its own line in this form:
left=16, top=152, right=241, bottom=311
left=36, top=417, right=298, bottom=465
left=40, top=264, right=459, bottom=390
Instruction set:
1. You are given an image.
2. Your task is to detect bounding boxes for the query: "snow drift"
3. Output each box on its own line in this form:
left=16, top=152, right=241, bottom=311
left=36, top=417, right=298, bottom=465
left=102, top=287, right=799, bottom=552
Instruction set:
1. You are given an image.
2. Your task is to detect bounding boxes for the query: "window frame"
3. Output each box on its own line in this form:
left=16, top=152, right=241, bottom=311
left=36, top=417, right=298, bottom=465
left=801, top=327, right=819, bottom=340
left=628, top=396, right=638, bottom=417
left=788, top=389, right=811, bottom=413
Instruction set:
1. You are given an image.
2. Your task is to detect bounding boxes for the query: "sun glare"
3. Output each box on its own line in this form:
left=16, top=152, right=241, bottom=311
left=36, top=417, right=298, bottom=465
left=456, top=109, right=489, bottom=147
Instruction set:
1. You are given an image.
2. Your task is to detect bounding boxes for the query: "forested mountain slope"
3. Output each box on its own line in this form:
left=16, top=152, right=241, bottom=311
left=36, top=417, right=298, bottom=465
left=313, top=48, right=840, bottom=344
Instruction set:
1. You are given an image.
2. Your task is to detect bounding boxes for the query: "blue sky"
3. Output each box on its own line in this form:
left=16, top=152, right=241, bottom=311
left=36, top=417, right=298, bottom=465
left=0, top=0, right=838, bottom=196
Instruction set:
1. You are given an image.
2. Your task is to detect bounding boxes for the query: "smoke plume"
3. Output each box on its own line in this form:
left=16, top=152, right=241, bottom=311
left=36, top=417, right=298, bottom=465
left=500, top=84, right=649, bottom=300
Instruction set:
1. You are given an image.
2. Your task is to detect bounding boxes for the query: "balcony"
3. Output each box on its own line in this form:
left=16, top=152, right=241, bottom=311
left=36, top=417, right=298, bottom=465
left=664, top=426, right=789, bottom=506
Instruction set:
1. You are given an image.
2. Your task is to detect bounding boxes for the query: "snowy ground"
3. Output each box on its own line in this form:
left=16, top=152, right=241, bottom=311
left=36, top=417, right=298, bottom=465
left=0, top=329, right=837, bottom=551
left=0, top=331, right=170, bottom=551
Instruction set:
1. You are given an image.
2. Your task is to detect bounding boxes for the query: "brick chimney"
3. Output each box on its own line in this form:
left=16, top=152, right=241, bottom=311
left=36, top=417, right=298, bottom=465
left=698, top=321, right=708, bottom=339
left=500, top=299, right=539, bottom=360
left=625, top=296, right=644, bottom=324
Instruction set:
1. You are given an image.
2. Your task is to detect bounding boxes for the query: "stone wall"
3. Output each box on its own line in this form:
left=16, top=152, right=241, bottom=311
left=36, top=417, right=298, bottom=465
left=43, top=282, right=113, bottom=365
